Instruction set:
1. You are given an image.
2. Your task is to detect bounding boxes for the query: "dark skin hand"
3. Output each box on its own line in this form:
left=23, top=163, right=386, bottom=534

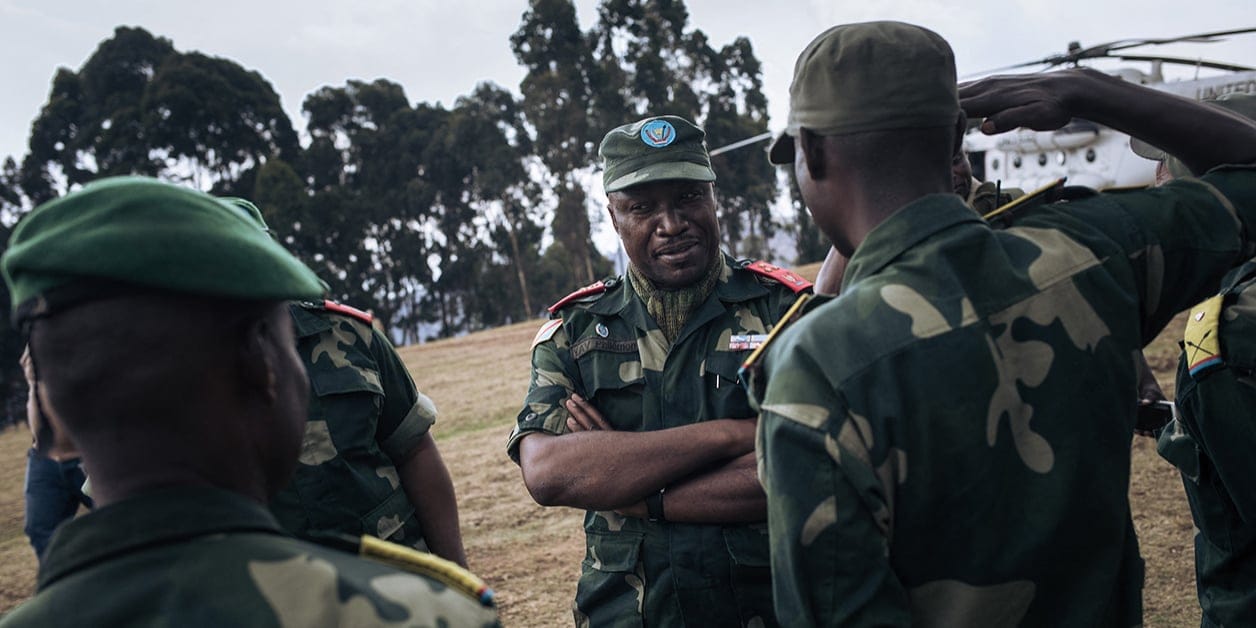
left=961, top=68, right=1256, bottom=175
left=564, top=394, right=767, bottom=523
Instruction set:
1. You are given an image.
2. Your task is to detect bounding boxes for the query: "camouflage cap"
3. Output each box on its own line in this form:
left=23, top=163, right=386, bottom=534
left=600, top=115, right=716, bottom=192
left=769, top=21, right=960, bottom=164
left=3, top=176, right=324, bottom=323
left=1130, top=94, right=1256, bottom=178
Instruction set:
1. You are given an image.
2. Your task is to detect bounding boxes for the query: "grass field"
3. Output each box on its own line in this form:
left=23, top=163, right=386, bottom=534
left=0, top=261, right=1202, bottom=625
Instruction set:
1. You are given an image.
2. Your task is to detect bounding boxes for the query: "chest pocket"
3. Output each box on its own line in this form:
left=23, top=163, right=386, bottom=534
left=303, top=339, right=387, bottom=461
left=574, top=334, right=645, bottom=432
left=704, top=351, right=755, bottom=420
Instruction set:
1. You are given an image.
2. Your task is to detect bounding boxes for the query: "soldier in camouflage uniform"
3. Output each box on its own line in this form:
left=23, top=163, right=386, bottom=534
left=273, top=300, right=466, bottom=562
left=0, top=177, right=498, bottom=627
left=1144, top=94, right=1256, bottom=627
left=508, top=116, right=810, bottom=626
left=751, top=22, right=1256, bottom=626
left=214, top=197, right=467, bottom=567
left=813, top=149, right=1017, bottom=295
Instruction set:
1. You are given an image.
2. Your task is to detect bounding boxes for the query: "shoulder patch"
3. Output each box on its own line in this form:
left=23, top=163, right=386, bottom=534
left=1184, top=294, right=1225, bottom=378
left=358, top=535, right=496, bottom=607
left=742, top=260, right=813, bottom=293
left=320, top=300, right=374, bottom=325
left=548, top=280, right=608, bottom=313
left=531, top=318, right=564, bottom=349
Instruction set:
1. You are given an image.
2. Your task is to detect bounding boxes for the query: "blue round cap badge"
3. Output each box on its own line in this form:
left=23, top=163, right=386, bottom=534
left=640, top=120, right=676, bottom=148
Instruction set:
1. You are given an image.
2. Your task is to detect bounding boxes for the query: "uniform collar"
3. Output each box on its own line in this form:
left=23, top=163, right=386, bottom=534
left=842, top=194, right=986, bottom=292
left=38, top=486, right=286, bottom=590
left=586, top=253, right=768, bottom=319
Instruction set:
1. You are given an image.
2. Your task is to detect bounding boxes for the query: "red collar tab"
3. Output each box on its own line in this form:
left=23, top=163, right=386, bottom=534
left=548, top=280, right=607, bottom=313
left=743, top=261, right=813, bottom=293
left=323, top=299, right=374, bottom=325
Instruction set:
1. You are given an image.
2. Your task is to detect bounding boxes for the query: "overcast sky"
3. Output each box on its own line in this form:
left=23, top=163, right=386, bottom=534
left=2, top=0, right=1254, bottom=167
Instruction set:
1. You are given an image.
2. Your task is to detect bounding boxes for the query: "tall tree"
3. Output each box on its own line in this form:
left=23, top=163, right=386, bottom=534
left=19, top=26, right=295, bottom=200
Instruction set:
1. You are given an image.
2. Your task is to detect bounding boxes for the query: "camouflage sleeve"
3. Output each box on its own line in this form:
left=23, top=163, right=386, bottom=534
left=1019, top=165, right=1256, bottom=343
left=506, top=323, right=580, bottom=464
left=370, top=328, right=436, bottom=463
left=758, top=378, right=912, bottom=626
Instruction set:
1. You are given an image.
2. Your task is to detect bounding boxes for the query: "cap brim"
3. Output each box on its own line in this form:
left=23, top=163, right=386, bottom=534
left=1129, top=137, right=1166, bottom=162
left=604, top=161, right=716, bottom=193
left=768, top=132, right=795, bottom=165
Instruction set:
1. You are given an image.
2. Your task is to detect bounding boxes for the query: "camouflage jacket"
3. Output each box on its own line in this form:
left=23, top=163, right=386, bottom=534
left=749, top=166, right=1256, bottom=627
left=1159, top=258, right=1256, bottom=626
left=270, top=302, right=437, bottom=549
left=0, top=487, right=499, bottom=627
left=509, top=254, right=808, bottom=627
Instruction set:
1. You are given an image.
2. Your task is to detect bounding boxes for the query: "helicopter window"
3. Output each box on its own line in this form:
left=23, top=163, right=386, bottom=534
left=991, top=158, right=1001, bottom=171
left=1012, top=156, right=1022, bottom=169
left=1057, top=152, right=1067, bottom=165
left=1086, top=149, right=1096, bottom=163
left=1037, top=153, right=1048, bottom=167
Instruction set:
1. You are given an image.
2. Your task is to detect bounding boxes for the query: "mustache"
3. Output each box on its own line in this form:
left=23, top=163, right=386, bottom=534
left=654, top=238, right=700, bottom=256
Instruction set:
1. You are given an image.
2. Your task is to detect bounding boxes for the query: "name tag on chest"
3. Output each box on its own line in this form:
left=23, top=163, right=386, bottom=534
left=728, top=334, right=769, bottom=351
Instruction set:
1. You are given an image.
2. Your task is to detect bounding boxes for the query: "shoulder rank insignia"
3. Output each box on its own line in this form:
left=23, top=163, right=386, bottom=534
left=1184, top=294, right=1225, bottom=378
left=742, top=260, right=813, bottom=293
left=322, top=299, right=374, bottom=325
left=358, top=535, right=495, bottom=607
left=531, top=318, right=564, bottom=349
left=548, top=280, right=608, bottom=313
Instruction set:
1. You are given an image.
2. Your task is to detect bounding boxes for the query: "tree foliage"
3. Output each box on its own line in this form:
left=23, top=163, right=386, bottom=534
left=4, top=3, right=796, bottom=363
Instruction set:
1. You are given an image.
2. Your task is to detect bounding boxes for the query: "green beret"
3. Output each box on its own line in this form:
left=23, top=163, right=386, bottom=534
left=600, top=115, right=716, bottom=192
left=770, top=21, right=960, bottom=164
left=3, top=176, right=324, bottom=322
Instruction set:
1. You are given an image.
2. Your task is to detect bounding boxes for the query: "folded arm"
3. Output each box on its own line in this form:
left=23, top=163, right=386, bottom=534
left=516, top=393, right=756, bottom=511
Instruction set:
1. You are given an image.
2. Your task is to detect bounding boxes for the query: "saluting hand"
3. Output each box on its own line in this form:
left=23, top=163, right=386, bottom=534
left=959, top=68, right=1103, bottom=135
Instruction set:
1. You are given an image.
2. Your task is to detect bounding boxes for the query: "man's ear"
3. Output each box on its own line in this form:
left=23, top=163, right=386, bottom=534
left=798, top=128, right=826, bottom=181
left=236, top=316, right=279, bottom=404
left=952, top=111, right=967, bottom=158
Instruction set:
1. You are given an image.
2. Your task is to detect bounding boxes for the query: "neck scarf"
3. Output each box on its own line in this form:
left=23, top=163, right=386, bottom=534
left=628, top=253, right=723, bottom=343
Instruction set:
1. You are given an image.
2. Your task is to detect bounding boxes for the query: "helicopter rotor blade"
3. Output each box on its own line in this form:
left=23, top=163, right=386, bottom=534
left=1113, top=54, right=1256, bottom=73
left=966, top=27, right=1256, bottom=76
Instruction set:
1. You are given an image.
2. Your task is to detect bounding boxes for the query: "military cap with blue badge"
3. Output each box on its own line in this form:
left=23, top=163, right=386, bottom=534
left=599, top=115, right=717, bottom=192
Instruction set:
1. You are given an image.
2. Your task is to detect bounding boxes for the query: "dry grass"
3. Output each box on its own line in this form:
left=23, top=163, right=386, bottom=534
left=0, top=262, right=1202, bottom=625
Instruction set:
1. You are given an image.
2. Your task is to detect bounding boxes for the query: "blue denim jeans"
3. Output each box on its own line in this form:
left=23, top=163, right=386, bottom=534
left=24, top=448, right=93, bottom=561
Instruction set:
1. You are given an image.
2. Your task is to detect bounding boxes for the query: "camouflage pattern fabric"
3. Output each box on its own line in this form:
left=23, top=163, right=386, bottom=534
left=270, top=303, right=437, bottom=550
left=508, top=254, right=804, bottom=627
left=748, top=167, right=1256, bottom=626
left=0, top=487, right=498, bottom=627
left=1159, top=259, right=1256, bottom=627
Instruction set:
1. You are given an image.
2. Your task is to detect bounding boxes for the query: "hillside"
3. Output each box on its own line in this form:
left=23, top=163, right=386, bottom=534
left=0, top=261, right=1199, bottom=625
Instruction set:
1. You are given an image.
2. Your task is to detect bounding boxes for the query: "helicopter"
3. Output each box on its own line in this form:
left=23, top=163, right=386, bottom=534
left=961, top=28, right=1256, bottom=191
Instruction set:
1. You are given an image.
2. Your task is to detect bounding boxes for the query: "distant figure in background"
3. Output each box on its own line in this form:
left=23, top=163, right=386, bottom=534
left=20, top=345, right=92, bottom=562
left=1143, top=95, right=1256, bottom=627
left=223, top=198, right=468, bottom=567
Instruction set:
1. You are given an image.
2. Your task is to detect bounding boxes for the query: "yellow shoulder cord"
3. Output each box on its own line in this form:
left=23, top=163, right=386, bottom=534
left=983, top=177, right=1067, bottom=222
left=358, top=535, right=495, bottom=607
